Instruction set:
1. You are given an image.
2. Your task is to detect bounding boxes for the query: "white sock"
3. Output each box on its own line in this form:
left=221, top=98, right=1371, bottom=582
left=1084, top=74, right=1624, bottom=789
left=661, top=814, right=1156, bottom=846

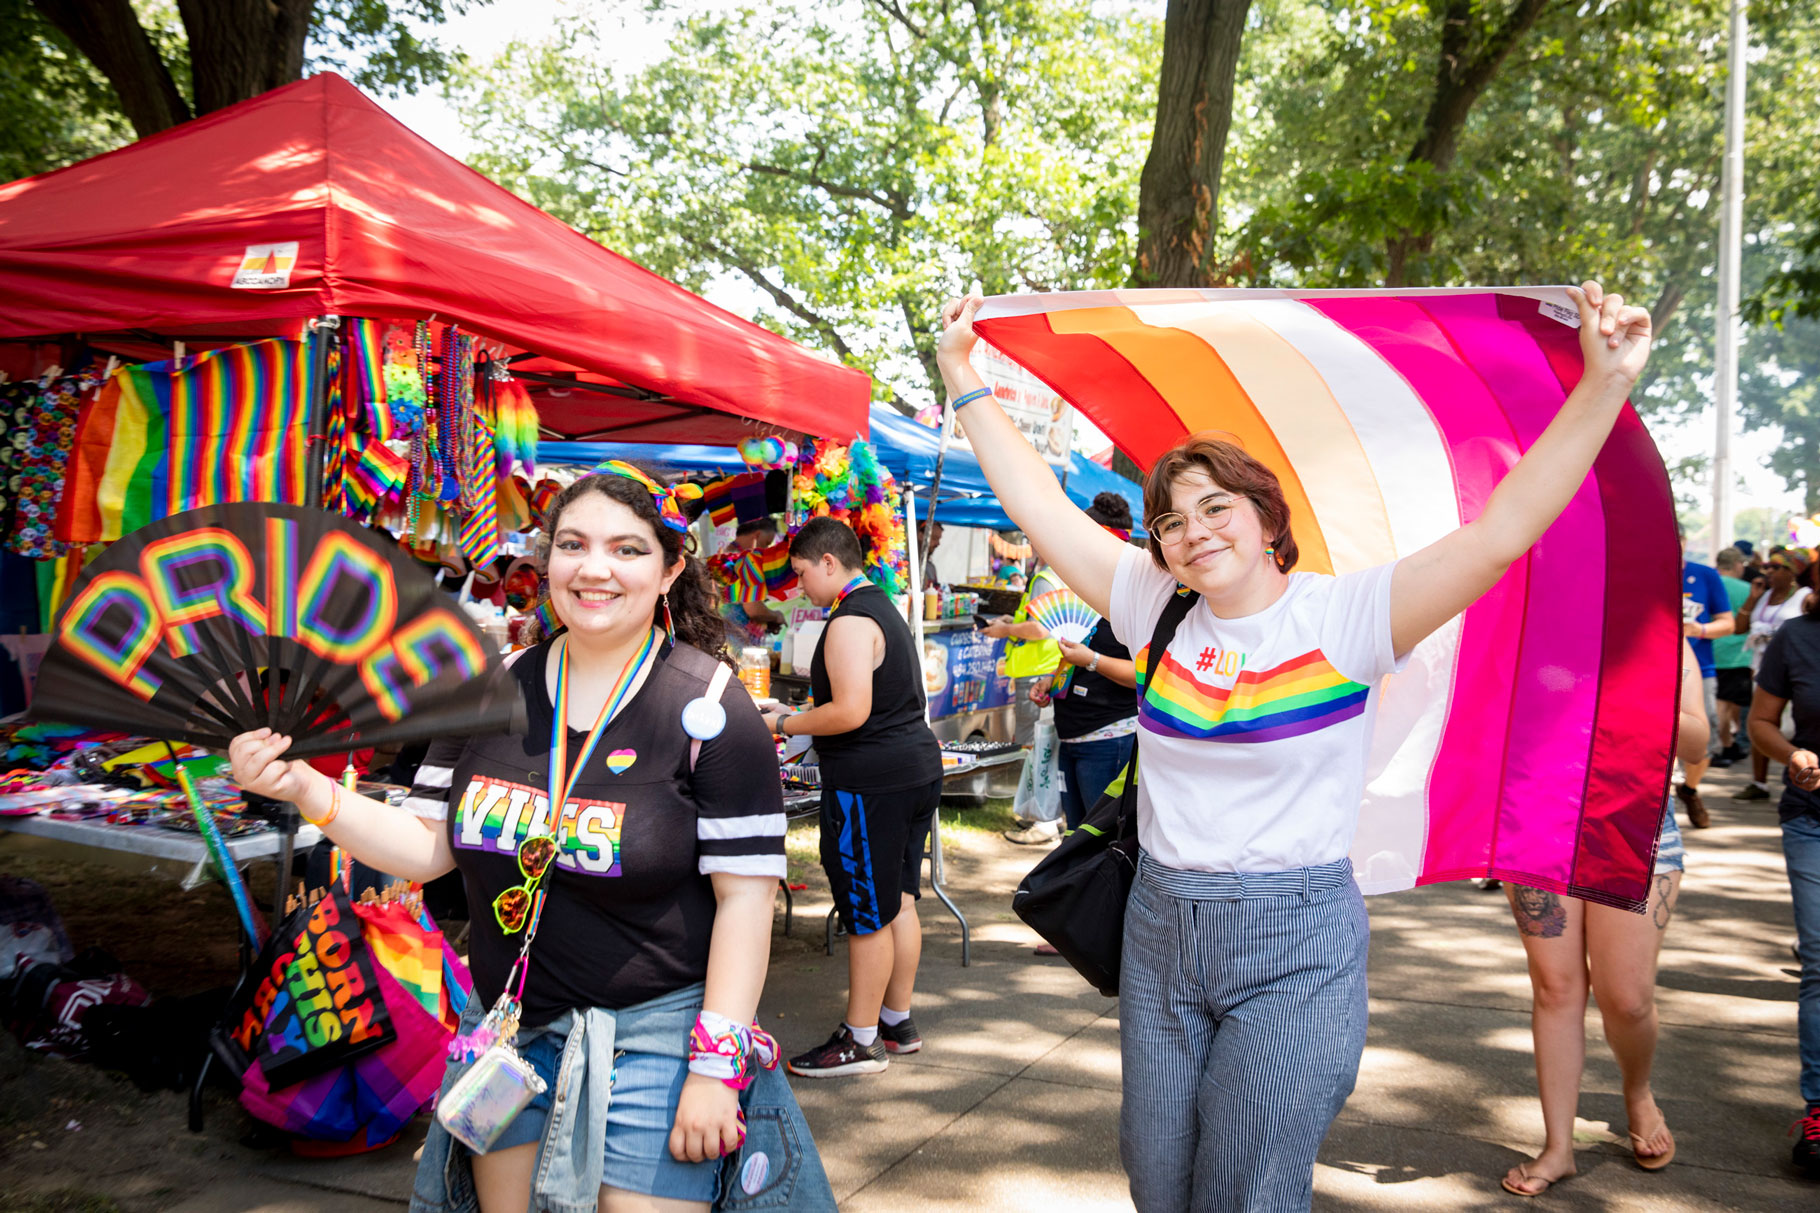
left=845, top=1022, right=879, bottom=1046
left=1755, top=780, right=1771, bottom=790
left=879, top=1005, right=910, bottom=1026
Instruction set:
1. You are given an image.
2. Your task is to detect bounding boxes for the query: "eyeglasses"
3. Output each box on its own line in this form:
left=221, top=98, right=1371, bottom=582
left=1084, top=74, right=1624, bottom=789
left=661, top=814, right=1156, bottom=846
left=493, top=833, right=560, bottom=933
left=1148, top=496, right=1249, bottom=546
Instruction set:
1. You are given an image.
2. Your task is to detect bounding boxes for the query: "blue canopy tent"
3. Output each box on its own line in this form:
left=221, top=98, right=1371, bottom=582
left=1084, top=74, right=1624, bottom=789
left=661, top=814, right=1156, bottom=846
left=540, top=403, right=1142, bottom=531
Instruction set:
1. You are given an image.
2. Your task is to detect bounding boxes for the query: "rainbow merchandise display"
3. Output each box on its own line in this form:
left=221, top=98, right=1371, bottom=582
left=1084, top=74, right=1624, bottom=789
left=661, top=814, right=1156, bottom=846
left=737, top=435, right=797, bottom=470
left=3, top=370, right=101, bottom=559
left=698, top=471, right=769, bottom=529
left=219, top=872, right=472, bottom=1150
left=707, top=537, right=798, bottom=604
left=973, top=286, right=1679, bottom=910
left=55, top=340, right=311, bottom=545
left=793, top=438, right=909, bottom=596
left=30, top=502, right=524, bottom=760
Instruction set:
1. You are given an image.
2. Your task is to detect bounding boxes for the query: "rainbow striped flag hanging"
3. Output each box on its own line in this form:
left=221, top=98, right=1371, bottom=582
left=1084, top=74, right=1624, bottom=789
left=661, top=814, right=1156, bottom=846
left=457, top=418, right=502, bottom=568
left=974, top=287, right=1678, bottom=912
left=56, top=339, right=311, bottom=544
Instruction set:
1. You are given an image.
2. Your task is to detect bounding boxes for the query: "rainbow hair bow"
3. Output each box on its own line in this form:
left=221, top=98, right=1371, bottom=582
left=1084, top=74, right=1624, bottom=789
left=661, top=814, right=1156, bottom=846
left=592, top=459, right=702, bottom=533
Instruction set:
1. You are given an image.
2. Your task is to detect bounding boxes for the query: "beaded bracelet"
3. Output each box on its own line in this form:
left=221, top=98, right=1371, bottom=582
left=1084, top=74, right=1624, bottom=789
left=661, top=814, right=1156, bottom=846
left=950, top=387, right=993, bottom=411
left=687, top=1010, right=782, bottom=1090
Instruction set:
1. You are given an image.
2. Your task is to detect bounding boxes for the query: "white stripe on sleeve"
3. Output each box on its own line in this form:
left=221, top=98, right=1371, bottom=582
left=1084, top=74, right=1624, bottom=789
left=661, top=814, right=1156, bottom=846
left=696, top=813, right=787, bottom=841
left=414, top=764, right=454, bottom=789
left=403, top=796, right=449, bottom=822
left=699, top=854, right=788, bottom=879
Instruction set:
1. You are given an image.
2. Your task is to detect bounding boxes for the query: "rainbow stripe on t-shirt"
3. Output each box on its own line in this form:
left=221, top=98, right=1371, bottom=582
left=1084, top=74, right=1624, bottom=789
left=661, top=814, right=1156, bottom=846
left=1134, top=645, right=1370, bottom=743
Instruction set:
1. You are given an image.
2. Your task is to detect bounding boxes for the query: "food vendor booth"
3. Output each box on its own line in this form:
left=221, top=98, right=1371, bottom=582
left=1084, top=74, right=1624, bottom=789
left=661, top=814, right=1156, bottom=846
left=0, top=72, right=868, bottom=1134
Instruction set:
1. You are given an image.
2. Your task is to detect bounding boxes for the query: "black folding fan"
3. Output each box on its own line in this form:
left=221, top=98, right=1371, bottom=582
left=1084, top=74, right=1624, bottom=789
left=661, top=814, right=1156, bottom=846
left=32, top=503, right=524, bottom=758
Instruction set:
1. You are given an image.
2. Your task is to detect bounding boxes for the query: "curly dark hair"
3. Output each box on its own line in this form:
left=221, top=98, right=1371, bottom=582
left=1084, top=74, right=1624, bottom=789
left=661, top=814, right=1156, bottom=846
left=1085, top=491, right=1132, bottom=531
left=530, top=470, right=727, bottom=658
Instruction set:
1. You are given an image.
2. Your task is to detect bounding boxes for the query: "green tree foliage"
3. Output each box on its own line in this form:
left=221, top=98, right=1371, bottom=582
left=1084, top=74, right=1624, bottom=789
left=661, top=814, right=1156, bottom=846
left=455, top=0, right=1160, bottom=403
left=1225, top=0, right=1817, bottom=429
left=0, top=0, right=135, bottom=182
left=5, top=0, right=481, bottom=181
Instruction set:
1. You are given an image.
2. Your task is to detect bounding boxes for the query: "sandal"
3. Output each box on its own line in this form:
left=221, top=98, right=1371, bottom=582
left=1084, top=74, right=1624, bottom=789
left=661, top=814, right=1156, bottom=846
left=1629, top=1120, right=1676, bottom=1171
left=1500, top=1161, right=1573, bottom=1197
left=1033, top=943, right=1060, bottom=956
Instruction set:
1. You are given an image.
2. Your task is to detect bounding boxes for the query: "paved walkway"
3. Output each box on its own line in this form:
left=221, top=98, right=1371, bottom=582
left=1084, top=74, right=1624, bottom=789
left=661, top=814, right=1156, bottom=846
left=3, top=762, right=1814, bottom=1211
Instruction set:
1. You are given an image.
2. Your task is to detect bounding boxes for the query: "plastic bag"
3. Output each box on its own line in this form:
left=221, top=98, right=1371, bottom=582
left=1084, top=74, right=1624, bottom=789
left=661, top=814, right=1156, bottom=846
left=1013, top=713, right=1063, bottom=823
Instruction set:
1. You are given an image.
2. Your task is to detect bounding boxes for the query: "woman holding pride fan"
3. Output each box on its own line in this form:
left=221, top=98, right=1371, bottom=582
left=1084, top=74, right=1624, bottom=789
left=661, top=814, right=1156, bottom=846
left=937, top=282, right=1652, bottom=1211
left=229, top=467, right=830, bottom=1213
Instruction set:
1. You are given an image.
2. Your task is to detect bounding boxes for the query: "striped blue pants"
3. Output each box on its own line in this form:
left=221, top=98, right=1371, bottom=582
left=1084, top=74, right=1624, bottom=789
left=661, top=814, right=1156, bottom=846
left=1119, top=853, right=1369, bottom=1213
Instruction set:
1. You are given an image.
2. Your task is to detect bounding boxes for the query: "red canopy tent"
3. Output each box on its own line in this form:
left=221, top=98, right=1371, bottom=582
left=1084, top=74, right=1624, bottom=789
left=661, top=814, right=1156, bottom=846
left=0, top=72, right=868, bottom=444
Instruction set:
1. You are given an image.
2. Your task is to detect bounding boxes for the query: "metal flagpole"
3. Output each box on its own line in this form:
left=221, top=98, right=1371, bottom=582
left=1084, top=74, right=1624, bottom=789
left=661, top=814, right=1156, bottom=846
left=1712, top=0, right=1747, bottom=559
left=922, top=399, right=957, bottom=552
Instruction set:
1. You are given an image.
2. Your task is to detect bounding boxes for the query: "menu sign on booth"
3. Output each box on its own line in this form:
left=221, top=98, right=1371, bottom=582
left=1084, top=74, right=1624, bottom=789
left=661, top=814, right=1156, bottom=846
left=962, top=342, right=1074, bottom=466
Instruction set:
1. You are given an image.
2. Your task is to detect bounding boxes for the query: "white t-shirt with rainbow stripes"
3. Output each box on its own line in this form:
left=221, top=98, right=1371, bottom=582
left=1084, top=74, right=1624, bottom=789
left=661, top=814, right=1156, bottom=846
left=1111, top=546, right=1402, bottom=873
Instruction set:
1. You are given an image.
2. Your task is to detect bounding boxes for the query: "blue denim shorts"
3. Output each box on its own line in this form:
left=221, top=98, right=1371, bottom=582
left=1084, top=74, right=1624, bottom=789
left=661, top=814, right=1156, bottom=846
left=1655, top=798, right=1684, bottom=875
left=486, top=1033, right=718, bottom=1203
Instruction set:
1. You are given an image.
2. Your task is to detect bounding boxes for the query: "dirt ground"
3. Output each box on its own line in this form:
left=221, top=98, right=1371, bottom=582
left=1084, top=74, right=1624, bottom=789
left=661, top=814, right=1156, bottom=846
left=0, top=800, right=1022, bottom=1212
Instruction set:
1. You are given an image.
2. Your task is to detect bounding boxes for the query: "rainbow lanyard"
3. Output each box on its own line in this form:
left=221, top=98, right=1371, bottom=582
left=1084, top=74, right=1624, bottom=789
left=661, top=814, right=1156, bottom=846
left=548, top=627, right=661, bottom=834
left=831, top=575, right=871, bottom=613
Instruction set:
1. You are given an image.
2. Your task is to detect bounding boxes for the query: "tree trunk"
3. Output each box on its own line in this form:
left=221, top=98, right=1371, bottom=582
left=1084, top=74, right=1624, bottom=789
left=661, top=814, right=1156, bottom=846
left=1131, top=0, right=1253, bottom=288
left=29, top=0, right=191, bottom=136
left=177, top=0, right=315, bottom=114
left=1384, top=0, right=1553, bottom=286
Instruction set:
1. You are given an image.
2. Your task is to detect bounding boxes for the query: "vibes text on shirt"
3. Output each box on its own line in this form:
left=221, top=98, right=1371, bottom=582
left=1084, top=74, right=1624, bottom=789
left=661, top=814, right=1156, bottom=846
left=455, top=772, right=625, bottom=877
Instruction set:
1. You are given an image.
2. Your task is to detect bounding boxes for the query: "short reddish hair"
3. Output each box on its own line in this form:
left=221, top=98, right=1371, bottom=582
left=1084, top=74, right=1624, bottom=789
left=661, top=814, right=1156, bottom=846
left=1142, top=436, right=1297, bottom=572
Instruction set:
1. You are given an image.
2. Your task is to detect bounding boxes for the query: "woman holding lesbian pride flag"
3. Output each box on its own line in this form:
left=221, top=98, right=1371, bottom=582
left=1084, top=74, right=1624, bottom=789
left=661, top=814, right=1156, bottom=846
left=937, top=282, right=1652, bottom=1212
left=230, top=466, right=833, bottom=1213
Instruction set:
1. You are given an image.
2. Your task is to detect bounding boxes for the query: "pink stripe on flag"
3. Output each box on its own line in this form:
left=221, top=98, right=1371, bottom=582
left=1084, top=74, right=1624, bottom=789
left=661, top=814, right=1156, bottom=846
left=1420, top=296, right=1605, bottom=893
left=1309, top=298, right=1525, bottom=883
left=1511, top=299, right=1675, bottom=909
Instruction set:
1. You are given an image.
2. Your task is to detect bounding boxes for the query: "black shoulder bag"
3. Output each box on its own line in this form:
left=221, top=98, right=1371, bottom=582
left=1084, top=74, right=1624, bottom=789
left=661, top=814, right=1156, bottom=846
left=1011, top=586, right=1200, bottom=997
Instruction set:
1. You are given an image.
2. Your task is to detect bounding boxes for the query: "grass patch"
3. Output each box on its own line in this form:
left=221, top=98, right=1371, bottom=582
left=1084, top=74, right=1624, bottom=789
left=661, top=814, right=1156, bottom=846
left=0, top=1191, right=124, bottom=1213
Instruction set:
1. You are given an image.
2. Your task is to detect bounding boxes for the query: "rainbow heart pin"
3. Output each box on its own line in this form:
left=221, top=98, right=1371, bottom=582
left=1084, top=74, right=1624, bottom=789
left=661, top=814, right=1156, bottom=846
left=606, top=749, right=637, bottom=775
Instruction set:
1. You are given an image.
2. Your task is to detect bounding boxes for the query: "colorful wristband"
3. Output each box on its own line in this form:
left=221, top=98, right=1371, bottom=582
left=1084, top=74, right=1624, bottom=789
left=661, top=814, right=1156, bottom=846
left=687, top=1010, right=782, bottom=1090
left=950, top=387, right=993, bottom=411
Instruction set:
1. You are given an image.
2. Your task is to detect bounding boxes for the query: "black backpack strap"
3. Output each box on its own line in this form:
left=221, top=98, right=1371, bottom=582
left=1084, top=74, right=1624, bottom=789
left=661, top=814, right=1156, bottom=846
left=1144, top=586, right=1201, bottom=687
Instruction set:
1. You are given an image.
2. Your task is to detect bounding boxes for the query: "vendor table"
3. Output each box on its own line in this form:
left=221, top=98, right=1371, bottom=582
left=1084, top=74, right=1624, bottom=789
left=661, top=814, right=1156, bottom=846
left=0, top=809, right=320, bottom=1131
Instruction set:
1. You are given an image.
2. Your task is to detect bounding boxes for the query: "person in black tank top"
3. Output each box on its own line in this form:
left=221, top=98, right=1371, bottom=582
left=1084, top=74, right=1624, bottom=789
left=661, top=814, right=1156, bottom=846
left=763, top=518, right=943, bottom=1076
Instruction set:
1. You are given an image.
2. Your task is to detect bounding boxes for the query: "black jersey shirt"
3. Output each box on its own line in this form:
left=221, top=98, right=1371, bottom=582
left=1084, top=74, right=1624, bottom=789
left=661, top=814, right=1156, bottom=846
left=404, top=638, right=785, bottom=1026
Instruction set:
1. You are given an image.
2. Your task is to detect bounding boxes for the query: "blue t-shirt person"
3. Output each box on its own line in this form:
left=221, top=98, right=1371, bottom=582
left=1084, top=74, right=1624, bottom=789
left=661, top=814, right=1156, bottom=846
left=1683, top=559, right=1732, bottom=677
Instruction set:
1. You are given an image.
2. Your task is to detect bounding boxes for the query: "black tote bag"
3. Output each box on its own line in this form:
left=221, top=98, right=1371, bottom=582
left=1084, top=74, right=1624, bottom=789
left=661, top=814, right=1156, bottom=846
left=1012, top=586, right=1199, bottom=996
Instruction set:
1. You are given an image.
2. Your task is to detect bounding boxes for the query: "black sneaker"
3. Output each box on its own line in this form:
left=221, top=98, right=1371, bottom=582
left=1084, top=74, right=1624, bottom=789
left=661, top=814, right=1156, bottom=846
left=1736, top=783, right=1772, bottom=802
left=787, top=1026, right=888, bottom=1077
left=1719, top=741, right=1747, bottom=764
left=1792, top=1106, right=1820, bottom=1178
left=877, top=1016, right=922, bottom=1055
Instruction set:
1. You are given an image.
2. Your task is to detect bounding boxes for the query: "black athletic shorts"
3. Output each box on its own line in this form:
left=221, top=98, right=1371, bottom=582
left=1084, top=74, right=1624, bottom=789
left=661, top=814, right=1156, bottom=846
left=1716, top=666, right=1753, bottom=708
left=819, top=777, right=943, bottom=936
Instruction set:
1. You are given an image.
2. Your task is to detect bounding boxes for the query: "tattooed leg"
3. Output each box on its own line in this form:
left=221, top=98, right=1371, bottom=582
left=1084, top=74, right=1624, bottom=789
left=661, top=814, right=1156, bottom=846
left=1504, top=884, right=1589, bottom=1188
left=1512, top=886, right=1570, bottom=938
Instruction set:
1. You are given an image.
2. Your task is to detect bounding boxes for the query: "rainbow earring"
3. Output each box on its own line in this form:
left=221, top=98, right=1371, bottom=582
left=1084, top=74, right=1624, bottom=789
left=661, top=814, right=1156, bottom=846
left=1264, top=546, right=1276, bottom=557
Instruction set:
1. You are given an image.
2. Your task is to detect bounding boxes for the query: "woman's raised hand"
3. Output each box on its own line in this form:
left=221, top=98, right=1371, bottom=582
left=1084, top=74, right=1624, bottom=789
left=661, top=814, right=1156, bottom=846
left=1568, top=280, right=1652, bottom=389
left=937, top=293, right=985, bottom=365
left=227, top=728, right=322, bottom=803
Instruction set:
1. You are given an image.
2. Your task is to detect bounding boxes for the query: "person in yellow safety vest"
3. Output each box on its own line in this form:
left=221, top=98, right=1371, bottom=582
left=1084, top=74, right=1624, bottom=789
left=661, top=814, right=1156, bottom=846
left=984, top=560, right=1066, bottom=844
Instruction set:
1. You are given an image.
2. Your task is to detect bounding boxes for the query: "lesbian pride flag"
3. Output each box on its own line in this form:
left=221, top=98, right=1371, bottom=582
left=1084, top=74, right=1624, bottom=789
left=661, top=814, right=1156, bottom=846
left=975, top=287, right=1679, bottom=911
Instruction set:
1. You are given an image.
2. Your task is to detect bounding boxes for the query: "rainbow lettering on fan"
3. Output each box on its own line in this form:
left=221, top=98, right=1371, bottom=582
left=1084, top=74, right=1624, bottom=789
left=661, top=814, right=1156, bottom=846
left=57, top=516, right=485, bottom=722
left=138, top=528, right=269, bottom=657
